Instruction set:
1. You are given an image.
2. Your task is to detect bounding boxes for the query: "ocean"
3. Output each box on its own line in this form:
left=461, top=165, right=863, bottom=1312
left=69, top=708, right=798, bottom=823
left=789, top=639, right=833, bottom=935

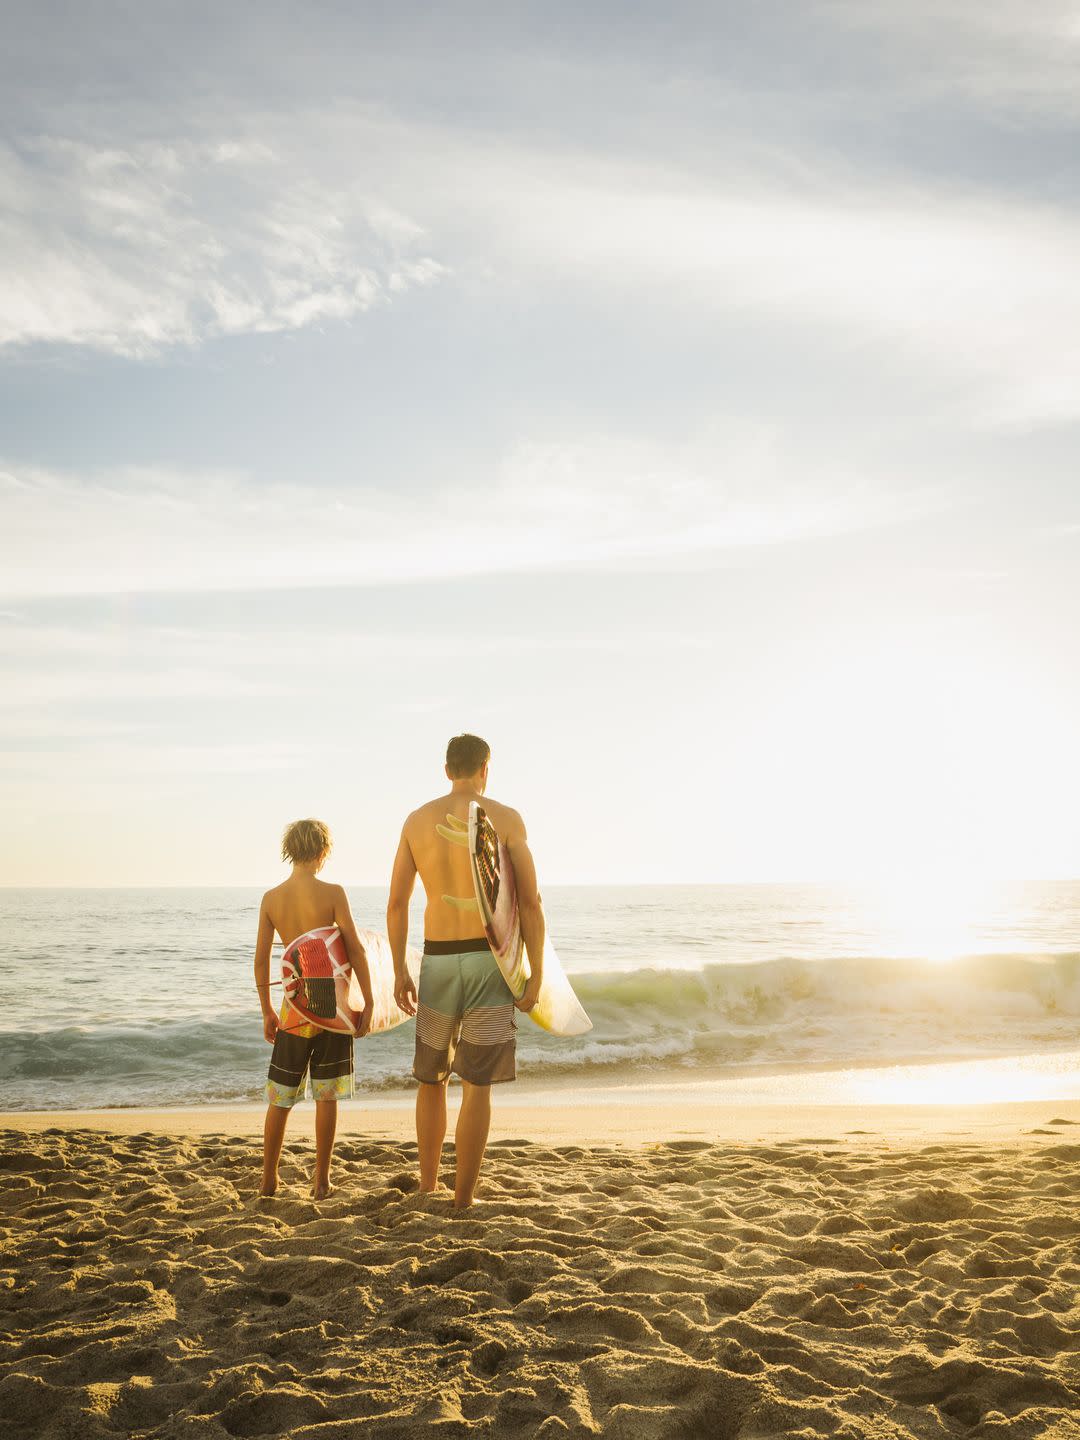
left=5, top=882, right=1080, bottom=1111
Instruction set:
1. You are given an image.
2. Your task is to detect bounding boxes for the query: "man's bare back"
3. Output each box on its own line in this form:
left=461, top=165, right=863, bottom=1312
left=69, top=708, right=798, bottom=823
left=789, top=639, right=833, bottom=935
left=399, top=791, right=533, bottom=942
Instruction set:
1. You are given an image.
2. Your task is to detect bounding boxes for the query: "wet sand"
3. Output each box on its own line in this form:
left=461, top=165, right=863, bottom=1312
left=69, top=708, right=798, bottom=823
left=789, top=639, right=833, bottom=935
left=2, top=1102, right=1079, bottom=1438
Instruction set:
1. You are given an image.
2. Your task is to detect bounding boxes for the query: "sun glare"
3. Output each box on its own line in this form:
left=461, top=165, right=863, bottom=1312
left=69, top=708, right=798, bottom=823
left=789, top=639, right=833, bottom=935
left=839, top=1051, right=1080, bottom=1107
left=859, top=869, right=998, bottom=963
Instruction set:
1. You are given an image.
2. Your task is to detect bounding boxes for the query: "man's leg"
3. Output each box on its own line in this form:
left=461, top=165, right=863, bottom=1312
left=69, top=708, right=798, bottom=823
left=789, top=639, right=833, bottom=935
left=313, top=1098, right=337, bottom=1199
left=262, top=1104, right=289, bottom=1196
left=454, top=1080, right=491, bottom=1208
left=417, top=1080, right=448, bottom=1192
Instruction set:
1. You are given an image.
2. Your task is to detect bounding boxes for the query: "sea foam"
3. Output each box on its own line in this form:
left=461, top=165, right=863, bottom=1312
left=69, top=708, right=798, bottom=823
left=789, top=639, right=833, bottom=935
left=4, top=950, right=1079, bottom=1110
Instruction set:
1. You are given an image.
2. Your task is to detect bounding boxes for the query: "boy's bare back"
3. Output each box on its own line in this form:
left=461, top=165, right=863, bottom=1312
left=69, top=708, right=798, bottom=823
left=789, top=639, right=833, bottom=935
left=262, top=871, right=347, bottom=946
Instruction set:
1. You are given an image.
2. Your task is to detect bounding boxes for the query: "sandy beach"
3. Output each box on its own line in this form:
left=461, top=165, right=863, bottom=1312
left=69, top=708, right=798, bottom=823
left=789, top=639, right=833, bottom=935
left=3, top=1101, right=1079, bottom=1438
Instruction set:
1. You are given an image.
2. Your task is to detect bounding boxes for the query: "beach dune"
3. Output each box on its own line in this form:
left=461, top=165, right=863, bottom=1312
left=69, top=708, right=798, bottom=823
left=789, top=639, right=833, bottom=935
left=2, top=1111, right=1080, bottom=1438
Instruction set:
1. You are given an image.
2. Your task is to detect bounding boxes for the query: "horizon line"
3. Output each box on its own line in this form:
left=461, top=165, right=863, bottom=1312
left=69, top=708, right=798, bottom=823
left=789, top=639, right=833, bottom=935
left=4, top=876, right=1080, bottom=892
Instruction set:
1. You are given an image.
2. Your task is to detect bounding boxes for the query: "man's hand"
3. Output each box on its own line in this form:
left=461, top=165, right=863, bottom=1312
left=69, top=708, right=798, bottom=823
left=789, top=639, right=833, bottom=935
left=355, top=1006, right=374, bottom=1040
left=395, top=972, right=418, bottom=1017
left=515, top=975, right=542, bottom=1013
left=262, top=1011, right=279, bottom=1044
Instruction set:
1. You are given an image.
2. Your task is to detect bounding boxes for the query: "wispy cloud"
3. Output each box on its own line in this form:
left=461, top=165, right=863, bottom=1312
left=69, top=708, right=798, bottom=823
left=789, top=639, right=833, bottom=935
left=0, top=739, right=315, bottom=780
left=447, top=141, right=1080, bottom=427
left=0, top=134, right=445, bottom=354
left=0, top=443, right=949, bottom=599
left=5, top=74, right=1080, bottom=424
left=823, top=1, right=1080, bottom=114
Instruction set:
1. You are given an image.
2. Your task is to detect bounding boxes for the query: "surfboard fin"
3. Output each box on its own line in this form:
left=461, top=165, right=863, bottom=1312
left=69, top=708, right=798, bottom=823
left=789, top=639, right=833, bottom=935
left=435, top=823, right=469, bottom=848
left=442, top=894, right=480, bottom=911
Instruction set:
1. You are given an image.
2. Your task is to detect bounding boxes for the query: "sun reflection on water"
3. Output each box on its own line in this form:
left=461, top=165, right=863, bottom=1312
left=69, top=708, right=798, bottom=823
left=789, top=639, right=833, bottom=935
left=632, top=1051, right=1080, bottom=1107
left=856, top=870, right=1000, bottom=963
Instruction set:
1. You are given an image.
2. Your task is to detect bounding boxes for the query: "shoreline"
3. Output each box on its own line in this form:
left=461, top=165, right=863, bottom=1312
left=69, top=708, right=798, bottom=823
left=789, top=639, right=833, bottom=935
left=5, top=1094, right=1080, bottom=1146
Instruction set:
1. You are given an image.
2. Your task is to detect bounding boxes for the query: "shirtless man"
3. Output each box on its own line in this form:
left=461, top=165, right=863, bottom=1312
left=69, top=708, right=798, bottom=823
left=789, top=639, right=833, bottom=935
left=388, top=734, right=544, bottom=1208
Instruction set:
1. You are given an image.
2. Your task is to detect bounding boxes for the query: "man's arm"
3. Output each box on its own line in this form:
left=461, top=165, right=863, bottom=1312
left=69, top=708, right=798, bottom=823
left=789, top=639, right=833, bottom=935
left=333, top=885, right=374, bottom=1038
left=253, top=895, right=278, bottom=1043
left=506, top=812, right=545, bottom=1012
left=387, top=826, right=418, bottom=1016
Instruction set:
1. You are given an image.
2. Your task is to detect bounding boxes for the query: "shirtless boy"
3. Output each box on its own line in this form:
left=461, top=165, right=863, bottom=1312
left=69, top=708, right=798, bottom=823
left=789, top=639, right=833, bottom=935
left=388, top=735, right=545, bottom=1208
left=254, top=818, right=373, bottom=1199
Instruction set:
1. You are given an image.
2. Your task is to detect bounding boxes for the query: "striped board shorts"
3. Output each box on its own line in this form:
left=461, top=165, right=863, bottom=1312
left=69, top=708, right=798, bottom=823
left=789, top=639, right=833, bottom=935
left=413, top=938, right=517, bottom=1086
left=265, top=1027, right=354, bottom=1108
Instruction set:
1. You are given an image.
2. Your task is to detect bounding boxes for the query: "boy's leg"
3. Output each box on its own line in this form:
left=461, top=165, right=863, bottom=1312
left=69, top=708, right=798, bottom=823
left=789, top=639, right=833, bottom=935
left=262, top=1104, right=289, bottom=1196
left=453, top=1080, right=491, bottom=1208
left=263, top=1029, right=311, bottom=1196
left=308, top=1030, right=353, bottom=1199
left=313, top=1098, right=337, bottom=1199
left=416, top=1080, right=448, bottom=1192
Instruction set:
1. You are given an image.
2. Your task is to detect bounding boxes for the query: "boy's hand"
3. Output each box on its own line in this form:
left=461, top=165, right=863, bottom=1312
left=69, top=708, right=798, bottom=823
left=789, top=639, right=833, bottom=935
left=395, top=972, right=418, bottom=1017
left=263, top=1012, right=279, bottom=1044
left=515, top=976, right=542, bottom=1013
left=355, top=1007, right=374, bottom=1040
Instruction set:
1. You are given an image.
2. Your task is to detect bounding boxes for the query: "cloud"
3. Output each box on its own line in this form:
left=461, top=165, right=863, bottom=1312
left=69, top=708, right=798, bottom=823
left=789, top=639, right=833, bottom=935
left=3, top=23, right=1080, bottom=426
left=3, top=68, right=1080, bottom=425
left=451, top=144, right=1080, bottom=427
left=0, top=442, right=949, bottom=598
left=822, top=1, right=1080, bottom=114
left=0, top=134, right=446, bottom=354
left=0, top=738, right=315, bottom=779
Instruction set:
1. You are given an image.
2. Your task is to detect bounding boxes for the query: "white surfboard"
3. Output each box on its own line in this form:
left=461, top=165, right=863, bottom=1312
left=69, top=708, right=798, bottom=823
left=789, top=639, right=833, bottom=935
left=465, top=803, right=592, bottom=1037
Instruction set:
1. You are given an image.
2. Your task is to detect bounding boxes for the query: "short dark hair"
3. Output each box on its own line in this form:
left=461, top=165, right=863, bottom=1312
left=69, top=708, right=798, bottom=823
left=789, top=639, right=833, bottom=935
left=446, top=733, right=490, bottom=778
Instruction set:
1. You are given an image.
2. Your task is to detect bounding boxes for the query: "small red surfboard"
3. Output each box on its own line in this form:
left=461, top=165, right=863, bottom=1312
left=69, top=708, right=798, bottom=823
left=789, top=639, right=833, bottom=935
left=280, top=926, right=419, bottom=1036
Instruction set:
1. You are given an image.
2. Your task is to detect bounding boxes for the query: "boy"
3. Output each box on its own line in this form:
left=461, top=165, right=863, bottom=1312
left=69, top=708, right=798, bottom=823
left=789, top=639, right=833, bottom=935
left=254, top=818, right=373, bottom=1199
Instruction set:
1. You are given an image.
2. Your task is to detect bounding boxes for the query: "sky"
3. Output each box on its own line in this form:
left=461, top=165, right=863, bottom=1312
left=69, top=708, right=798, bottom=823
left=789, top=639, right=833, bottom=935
left=2, top=0, right=1080, bottom=887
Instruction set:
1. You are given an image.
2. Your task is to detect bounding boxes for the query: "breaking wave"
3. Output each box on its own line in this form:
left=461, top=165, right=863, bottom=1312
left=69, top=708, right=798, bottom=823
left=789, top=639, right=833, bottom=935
left=5, top=951, right=1080, bottom=1110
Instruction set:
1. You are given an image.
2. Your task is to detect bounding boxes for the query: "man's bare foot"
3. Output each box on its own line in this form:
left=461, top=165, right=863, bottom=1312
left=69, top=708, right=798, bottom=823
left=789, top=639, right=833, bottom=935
left=259, top=1183, right=277, bottom=1199
left=311, top=1181, right=334, bottom=1201
left=419, top=1180, right=447, bottom=1195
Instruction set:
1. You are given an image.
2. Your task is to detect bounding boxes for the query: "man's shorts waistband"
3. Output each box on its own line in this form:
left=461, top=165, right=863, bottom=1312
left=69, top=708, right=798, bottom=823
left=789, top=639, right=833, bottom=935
left=423, top=936, right=492, bottom=956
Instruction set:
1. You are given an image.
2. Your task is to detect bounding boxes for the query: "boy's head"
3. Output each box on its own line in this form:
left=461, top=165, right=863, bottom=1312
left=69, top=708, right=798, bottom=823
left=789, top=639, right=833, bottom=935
left=445, top=733, right=490, bottom=789
left=281, top=818, right=332, bottom=870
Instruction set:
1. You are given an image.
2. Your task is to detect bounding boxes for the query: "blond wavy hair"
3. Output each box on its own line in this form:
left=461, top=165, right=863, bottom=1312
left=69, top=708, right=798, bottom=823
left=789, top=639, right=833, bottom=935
left=281, top=818, right=332, bottom=866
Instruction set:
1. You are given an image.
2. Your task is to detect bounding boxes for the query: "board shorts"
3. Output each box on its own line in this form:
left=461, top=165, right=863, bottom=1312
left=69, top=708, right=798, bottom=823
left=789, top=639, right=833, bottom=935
left=265, top=1025, right=354, bottom=1108
left=413, top=937, right=517, bottom=1086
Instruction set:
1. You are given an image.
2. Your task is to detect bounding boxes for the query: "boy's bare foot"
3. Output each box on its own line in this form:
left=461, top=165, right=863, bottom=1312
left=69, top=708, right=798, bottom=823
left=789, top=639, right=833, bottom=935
left=259, top=1183, right=278, bottom=1199
left=311, top=1181, right=334, bottom=1201
left=419, top=1180, right=447, bottom=1195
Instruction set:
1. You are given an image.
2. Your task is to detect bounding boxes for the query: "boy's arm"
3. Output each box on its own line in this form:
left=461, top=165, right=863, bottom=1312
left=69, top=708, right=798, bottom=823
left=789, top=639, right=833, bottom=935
left=253, top=895, right=278, bottom=1044
left=333, top=885, right=374, bottom=1039
left=506, top=812, right=545, bottom=1012
left=387, top=826, right=418, bottom=1016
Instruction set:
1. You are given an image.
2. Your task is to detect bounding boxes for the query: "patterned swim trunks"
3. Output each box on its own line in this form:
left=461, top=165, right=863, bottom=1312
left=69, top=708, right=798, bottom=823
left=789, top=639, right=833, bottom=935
left=413, top=938, right=517, bottom=1086
left=265, top=1025, right=354, bottom=1108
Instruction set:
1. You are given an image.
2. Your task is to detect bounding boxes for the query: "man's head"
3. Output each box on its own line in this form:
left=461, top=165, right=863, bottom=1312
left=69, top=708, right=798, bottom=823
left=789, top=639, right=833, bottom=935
left=281, top=817, right=332, bottom=870
left=445, top=733, right=490, bottom=790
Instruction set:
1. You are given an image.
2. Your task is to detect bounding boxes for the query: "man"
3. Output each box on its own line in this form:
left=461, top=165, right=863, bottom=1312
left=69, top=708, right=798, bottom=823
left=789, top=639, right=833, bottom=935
left=388, top=734, right=544, bottom=1207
